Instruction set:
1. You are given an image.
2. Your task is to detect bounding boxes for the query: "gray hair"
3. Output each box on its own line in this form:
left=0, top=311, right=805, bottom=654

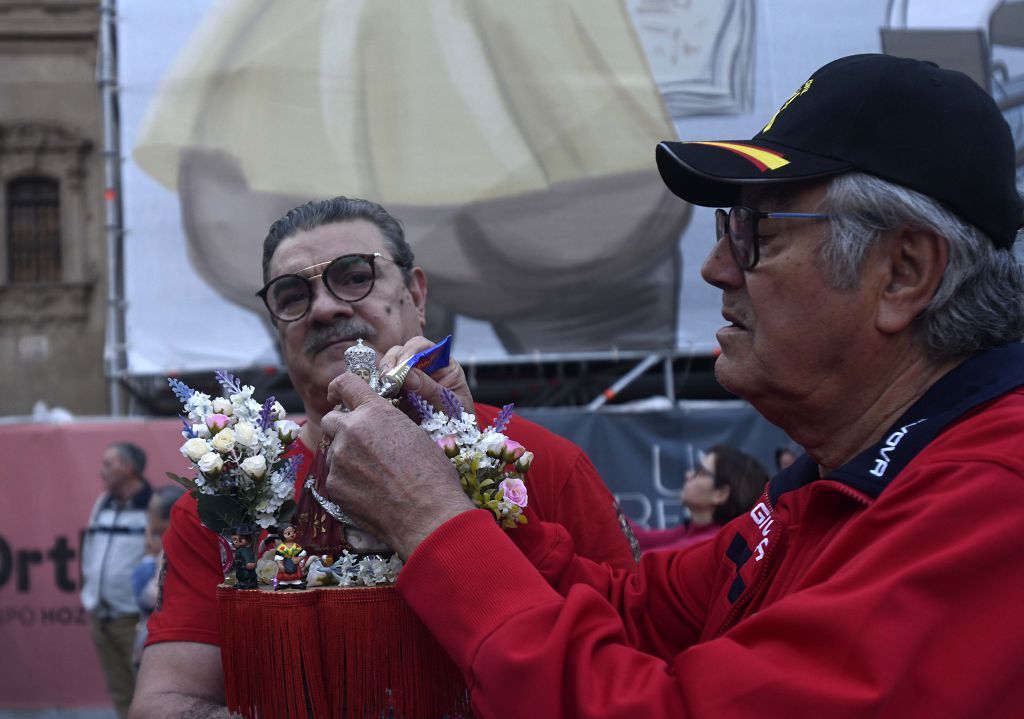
left=151, top=484, right=186, bottom=520
left=109, top=442, right=147, bottom=475
left=261, top=197, right=414, bottom=285
left=820, top=172, right=1024, bottom=360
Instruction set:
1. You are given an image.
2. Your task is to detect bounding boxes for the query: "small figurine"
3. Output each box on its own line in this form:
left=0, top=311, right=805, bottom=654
left=274, top=524, right=308, bottom=590
left=304, top=554, right=337, bottom=587
left=344, top=339, right=380, bottom=392
left=229, top=528, right=258, bottom=590
left=255, top=532, right=280, bottom=586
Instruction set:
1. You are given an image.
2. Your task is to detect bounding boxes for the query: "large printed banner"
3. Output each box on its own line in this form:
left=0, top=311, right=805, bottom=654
left=117, top=0, right=831, bottom=373
left=0, top=406, right=783, bottom=710
left=120, top=0, right=1023, bottom=374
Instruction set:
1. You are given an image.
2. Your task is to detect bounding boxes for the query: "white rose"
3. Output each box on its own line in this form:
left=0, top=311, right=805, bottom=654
left=191, top=423, right=211, bottom=439
left=479, top=432, right=506, bottom=458
left=211, top=428, right=236, bottom=454
left=198, top=452, right=223, bottom=476
left=234, top=421, right=257, bottom=449
left=181, top=437, right=210, bottom=462
left=275, top=419, right=300, bottom=445
left=272, top=401, right=287, bottom=421
left=240, top=455, right=268, bottom=480
left=212, top=397, right=233, bottom=415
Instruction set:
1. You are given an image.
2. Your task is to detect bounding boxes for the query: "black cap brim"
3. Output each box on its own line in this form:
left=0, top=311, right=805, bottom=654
left=656, top=140, right=854, bottom=208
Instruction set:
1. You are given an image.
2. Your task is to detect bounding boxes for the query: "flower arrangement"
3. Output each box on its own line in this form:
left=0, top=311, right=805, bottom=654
left=409, top=389, right=530, bottom=529
left=166, top=371, right=302, bottom=534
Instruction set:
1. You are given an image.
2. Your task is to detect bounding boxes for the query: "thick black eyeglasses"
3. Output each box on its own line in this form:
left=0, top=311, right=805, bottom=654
left=715, top=206, right=832, bottom=270
left=257, top=252, right=405, bottom=322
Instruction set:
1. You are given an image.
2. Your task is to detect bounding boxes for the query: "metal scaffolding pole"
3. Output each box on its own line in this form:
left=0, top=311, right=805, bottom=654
left=99, top=0, right=127, bottom=415
left=586, top=353, right=665, bottom=411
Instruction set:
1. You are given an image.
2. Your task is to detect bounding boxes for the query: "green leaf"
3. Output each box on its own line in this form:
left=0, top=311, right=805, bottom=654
left=197, top=494, right=247, bottom=535
left=165, top=472, right=197, bottom=492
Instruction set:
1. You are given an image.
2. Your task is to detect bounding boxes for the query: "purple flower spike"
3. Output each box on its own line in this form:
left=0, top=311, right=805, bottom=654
left=284, top=454, right=304, bottom=483
left=493, top=402, right=515, bottom=433
left=167, top=377, right=195, bottom=405
left=214, top=369, right=242, bottom=394
left=180, top=415, right=195, bottom=439
left=257, top=396, right=276, bottom=430
left=407, top=392, right=436, bottom=423
left=440, top=388, right=464, bottom=418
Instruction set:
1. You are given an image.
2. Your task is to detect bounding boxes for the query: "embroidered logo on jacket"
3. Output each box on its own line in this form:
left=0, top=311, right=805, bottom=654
left=869, top=419, right=926, bottom=478
left=749, top=502, right=774, bottom=562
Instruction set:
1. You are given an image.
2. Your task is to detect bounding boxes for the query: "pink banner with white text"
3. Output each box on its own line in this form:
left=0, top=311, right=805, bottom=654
left=0, top=419, right=185, bottom=710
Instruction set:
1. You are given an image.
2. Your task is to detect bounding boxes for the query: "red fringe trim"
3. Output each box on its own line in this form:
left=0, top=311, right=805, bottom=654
left=218, top=585, right=471, bottom=718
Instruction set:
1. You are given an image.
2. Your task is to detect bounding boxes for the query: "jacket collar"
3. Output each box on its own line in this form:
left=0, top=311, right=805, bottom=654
left=771, top=343, right=1024, bottom=503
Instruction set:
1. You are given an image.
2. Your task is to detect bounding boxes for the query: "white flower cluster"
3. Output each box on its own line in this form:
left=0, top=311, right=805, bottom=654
left=321, top=550, right=404, bottom=587
left=175, top=379, right=302, bottom=528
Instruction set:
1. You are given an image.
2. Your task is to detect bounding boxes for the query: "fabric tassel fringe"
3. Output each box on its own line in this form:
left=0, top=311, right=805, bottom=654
left=218, top=585, right=471, bottom=718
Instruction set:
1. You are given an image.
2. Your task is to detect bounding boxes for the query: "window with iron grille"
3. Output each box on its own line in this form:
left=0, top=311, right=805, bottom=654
left=7, top=176, right=61, bottom=283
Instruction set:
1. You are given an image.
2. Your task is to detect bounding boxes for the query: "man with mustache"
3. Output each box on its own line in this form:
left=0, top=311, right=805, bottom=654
left=130, top=197, right=637, bottom=718
left=320, top=54, right=1024, bottom=717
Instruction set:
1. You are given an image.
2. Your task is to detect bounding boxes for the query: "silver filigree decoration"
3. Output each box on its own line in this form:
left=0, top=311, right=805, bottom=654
left=316, top=550, right=403, bottom=586
left=304, top=474, right=353, bottom=525
left=344, top=338, right=380, bottom=392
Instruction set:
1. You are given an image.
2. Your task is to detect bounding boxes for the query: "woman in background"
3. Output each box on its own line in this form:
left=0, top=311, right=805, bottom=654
left=634, top=445, right=768, bottom=553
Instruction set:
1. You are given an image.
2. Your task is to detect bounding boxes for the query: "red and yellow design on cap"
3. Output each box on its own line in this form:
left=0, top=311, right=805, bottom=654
left=685, top=141, right=791, bottom=172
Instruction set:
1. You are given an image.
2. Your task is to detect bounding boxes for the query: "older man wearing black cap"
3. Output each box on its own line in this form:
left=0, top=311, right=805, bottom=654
left=321, top=54, right=1024, bottom=718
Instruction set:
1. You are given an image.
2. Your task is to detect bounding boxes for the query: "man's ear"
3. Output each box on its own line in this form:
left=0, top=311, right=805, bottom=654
left=876, top=227, right=948, bottom=335
left=407, top=267, right=428, bottom=329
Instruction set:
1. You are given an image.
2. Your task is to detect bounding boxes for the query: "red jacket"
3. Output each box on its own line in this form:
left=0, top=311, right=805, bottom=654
left=398, top=345, right=1024, bottom=718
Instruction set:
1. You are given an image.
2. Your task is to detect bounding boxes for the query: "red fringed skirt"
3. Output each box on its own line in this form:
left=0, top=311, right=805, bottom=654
left=217, top=585, right=471, bottom=718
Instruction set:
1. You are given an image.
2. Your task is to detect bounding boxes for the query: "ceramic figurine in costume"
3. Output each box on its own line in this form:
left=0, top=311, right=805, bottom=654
left=229, top=530, right=258, bottom=590
left=274, top=525, right=308, bottom=589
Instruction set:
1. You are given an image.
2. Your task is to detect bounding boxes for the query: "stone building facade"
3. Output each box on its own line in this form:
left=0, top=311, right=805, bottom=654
left=0, top=1, right=108, bottom=416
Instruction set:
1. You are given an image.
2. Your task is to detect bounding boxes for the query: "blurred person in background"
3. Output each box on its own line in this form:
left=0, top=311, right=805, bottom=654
left=774, top=446, right=798, bottom=472
left=81, top=442, right=153, bottom=719
left=633, top=445, right=768, bottom=552
left=132, top=485, right=186, bottom=669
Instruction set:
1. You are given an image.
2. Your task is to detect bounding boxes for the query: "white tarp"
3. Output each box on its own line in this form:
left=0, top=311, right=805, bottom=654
left=120, top=0, right=1023, bottom=373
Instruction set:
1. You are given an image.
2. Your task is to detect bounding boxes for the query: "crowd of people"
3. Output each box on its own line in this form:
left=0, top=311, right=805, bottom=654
left=75, top=50, right=1024, bottom=719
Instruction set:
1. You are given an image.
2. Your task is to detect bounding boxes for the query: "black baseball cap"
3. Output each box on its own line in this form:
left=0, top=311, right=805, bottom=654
left=656, top=53, right=1023, bottom=248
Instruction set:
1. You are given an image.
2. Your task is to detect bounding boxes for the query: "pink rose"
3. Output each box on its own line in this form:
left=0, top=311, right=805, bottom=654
left=499, top=478, right=528, bottom=508
left=502, top=440, right=525, bottom=463
left=206, top=413, right=230, bottom=433
left=437, top=435, right=459, bottom=458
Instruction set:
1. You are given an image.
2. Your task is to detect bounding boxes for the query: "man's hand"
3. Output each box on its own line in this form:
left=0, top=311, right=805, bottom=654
left=376, top=336, right=474, bottom=417
left=321, top=374, right=474, bottom=559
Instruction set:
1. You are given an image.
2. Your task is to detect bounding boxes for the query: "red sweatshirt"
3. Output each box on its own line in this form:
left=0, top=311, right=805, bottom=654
left=398, top=345, right=1024, bottom=718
